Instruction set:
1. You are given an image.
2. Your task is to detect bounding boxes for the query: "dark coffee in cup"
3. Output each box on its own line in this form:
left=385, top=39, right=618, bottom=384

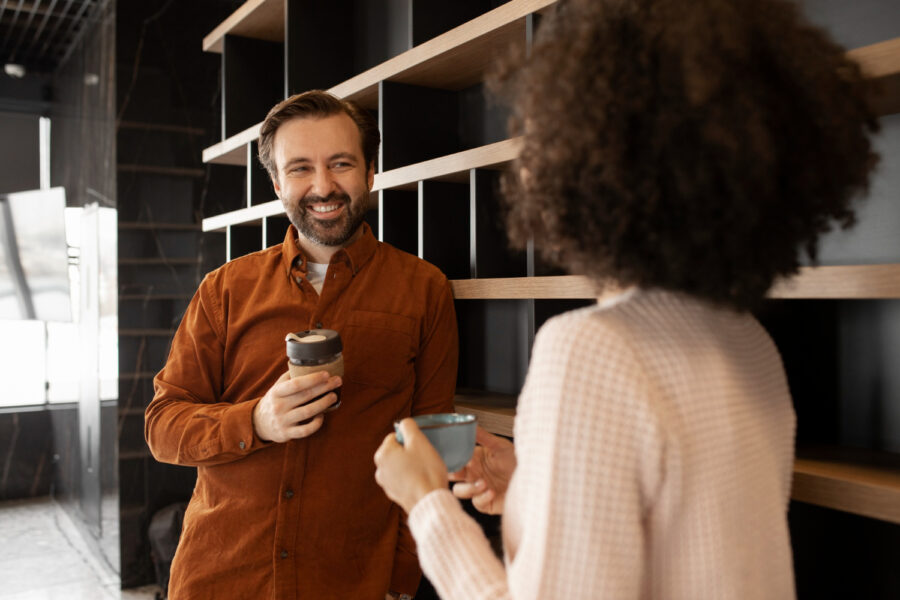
left=286, top=329, right=343, bottom=411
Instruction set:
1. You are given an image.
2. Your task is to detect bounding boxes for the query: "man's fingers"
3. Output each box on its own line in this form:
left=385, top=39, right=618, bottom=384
left=274, top=371, right=337, bottom=397
left=275, top=375, right=341, bottom=409
left=284, top=392, right=336, bottom=423
left=284, top=413, right=325, bottom=439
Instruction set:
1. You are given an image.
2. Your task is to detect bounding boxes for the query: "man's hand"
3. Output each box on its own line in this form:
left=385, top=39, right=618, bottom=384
left=253, top=371, right=342, bottom=443
left=448, top=426, right=516, bottom=515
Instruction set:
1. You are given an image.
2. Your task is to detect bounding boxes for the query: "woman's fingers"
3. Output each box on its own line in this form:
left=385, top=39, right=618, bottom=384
left=451, top=479, right=486, bottom=499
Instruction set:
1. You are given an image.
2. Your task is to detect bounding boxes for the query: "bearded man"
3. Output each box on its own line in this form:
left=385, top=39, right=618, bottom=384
left=146, top=90, right=458, bottom=600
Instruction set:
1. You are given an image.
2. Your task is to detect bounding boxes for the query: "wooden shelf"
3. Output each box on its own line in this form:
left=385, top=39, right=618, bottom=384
left=451, top=392, right=900, bottom=525
left=202, top=0, right=283, bottom=53
left=201, top=0, right=549, bottom=165
left=374, top=138, right=521, bottom=191
left=201, top=122, right=261, bottom=166
left=452, top=275, right=596, bottom=300
left=769, top=264, right=900, bottom=298
left=202, top=138, right=521, bottom=231
left=201, top=8, right=896, bottom=166
left=455, top=391, right=517, bottom=437
left=792, top=446, right=900, bottom=525
left=848, top=36, right=900, bottom=115
left=203, top=199, right=284, bottom=232
left=449, top=265, right=900, bottom=300
left=331, top=0, right=555, bottom=108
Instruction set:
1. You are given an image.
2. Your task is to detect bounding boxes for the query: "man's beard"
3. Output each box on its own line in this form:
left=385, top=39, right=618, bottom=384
left=286, top=191, right=366, bottom=247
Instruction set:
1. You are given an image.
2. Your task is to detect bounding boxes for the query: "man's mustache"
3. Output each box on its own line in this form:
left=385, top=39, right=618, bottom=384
left=301, top=192, right=351, bottom=210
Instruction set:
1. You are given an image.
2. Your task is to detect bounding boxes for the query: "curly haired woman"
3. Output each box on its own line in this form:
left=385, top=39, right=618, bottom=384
left=374, top=0, right=878, bottom=598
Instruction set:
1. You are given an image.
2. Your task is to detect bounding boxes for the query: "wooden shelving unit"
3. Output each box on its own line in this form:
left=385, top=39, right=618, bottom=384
left=455, top=391, right=517, bottom=437
left=448, top=265, right=900, bottom=300
left=793, top=447, right=900, bottom=525
left=202, top=0, right=283, bottom=53
left=329, top=0, right=555, bottom=108
left=847, top=36, right=900, bottom=116
left=202, top=138, right=521, bottom=231
left=202, top=23, right=899, bottom=167
left=200, top=0, right=900, bottom=570
left=458, top=393, right=900, bottom=525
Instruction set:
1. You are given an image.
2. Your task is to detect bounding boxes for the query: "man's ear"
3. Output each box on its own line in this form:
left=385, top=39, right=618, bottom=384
left=271, top=174, right=281, bottom=197
left=367, top=162, right=375, bottom=190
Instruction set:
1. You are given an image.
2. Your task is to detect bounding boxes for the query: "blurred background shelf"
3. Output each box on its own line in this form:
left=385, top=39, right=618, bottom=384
left=202, top=0, right=284, bottom=53
left=793, top=446, right=900, bottom=525
left=454, top=391, right=517, bottom=437
left=449, top=265, right=900, bottom=300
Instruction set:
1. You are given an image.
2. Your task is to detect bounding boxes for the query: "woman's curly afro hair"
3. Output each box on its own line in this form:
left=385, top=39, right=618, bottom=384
left=495, top=0, right=879, bottom=310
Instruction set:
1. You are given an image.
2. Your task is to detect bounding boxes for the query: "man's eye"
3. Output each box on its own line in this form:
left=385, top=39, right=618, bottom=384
left=332, top=162, right=352, bottom=169
left=290, top=166, right=309, bottom=174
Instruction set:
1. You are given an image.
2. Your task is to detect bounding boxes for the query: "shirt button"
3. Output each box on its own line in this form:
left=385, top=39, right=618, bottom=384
left=280, top=550, right=288, bottom=559
left=284, top=489, right=294, bottom=499
left=239, top=440, right=246, bottom=450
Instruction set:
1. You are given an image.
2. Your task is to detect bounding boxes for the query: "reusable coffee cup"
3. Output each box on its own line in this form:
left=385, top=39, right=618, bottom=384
left=285, top=329, right=343, bottom=411
left=394, top=413, right=477, bottom=472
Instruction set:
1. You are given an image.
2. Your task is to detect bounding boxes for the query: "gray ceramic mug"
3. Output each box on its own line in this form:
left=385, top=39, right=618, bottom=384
left=394, top=413, right=477, bottom=472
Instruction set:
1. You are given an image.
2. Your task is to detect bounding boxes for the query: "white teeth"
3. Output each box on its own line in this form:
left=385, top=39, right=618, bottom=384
left=311, top=204, right=340, bottom=213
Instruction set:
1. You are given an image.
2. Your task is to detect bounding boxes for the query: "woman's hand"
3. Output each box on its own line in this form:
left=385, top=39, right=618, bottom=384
left=448, top=426, right=516, bottom=515
left=374, top=418, right=448, bottom=514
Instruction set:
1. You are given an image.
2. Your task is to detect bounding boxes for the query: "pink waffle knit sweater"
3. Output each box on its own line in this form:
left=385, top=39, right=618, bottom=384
left=409, top=289, right=796, bottom=599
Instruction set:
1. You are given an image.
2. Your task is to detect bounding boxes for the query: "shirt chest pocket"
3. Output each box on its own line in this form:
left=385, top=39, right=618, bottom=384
left=341, top=310, right=416, bottom=392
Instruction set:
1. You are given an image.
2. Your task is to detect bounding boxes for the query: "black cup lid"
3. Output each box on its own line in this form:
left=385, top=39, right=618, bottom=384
left=286, top=329, right=342, bottom=360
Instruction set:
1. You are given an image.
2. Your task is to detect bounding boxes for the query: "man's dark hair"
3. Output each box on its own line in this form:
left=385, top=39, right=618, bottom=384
left=494, top=0, right=879, bottom=310
left=258, top=90, right=380, bottom=180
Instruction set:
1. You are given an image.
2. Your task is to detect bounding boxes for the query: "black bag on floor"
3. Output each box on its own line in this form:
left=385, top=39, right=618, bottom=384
left=148, top=502, right=188, bottom=600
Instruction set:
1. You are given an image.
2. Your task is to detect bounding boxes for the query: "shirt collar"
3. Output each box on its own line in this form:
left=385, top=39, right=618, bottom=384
left=281, top=222, right=378, bottom=278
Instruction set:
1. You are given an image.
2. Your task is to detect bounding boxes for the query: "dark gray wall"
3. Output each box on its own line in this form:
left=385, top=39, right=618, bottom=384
left=0, top=111, right=40, bottom=194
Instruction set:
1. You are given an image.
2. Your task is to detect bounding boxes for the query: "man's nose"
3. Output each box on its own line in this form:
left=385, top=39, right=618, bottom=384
left=310, top=168, right=336, bottom=198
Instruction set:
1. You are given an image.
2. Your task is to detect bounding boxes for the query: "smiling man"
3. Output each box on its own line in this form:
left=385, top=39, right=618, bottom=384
left=145, top=91, right=459, bottom=600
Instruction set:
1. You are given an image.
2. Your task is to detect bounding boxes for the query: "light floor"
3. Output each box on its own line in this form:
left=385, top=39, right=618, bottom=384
left=0, top=497, right=161, bottom=599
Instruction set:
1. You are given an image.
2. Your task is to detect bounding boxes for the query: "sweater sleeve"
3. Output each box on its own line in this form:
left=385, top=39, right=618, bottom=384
left=408, top=313, right=666, bottom=600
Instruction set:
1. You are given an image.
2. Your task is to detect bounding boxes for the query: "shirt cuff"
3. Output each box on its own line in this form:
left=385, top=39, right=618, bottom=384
left=220, top=396, right=267, bottom=453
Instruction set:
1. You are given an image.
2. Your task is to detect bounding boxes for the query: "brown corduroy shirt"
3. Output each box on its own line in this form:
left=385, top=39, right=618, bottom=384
left=145, top=224, right=458, bottom=599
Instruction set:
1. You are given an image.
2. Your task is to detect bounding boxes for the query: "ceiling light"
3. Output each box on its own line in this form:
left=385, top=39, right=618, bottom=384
left=4, top=64, right=26, bottom=79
